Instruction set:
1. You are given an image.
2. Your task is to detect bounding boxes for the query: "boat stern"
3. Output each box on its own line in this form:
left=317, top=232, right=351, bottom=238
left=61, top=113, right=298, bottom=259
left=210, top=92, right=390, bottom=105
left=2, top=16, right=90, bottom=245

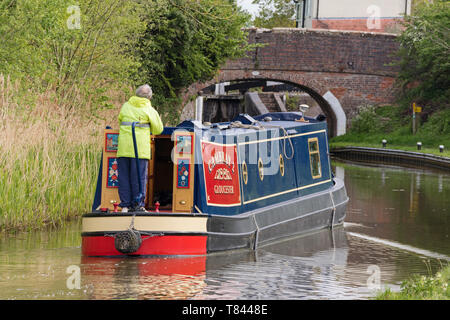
left=81, top=212, right=208, bottom=257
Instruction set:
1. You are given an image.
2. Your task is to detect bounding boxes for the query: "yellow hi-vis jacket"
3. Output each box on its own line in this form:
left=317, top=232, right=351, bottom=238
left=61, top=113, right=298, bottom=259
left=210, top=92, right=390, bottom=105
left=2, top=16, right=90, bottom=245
left=117, top=96, right=164, bottom=159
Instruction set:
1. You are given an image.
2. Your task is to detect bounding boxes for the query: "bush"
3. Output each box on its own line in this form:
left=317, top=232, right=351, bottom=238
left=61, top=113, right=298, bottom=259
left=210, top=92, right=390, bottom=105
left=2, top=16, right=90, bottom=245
left=418, top=108, right=450, bottom=136
left=376, top=265, right=450, bottom=300
left=137, top=0, right=252, bottom=125
left=350, top=106, right=384, bottom=134
left=396, top=1, right=450, bottom=111
left=0, top=1, right=143, bottom=86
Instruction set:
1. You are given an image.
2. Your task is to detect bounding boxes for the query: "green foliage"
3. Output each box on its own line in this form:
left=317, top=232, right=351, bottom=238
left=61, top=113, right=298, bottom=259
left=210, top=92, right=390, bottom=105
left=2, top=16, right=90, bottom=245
left=331, top=103, right=450, bottom=157
left=252, top=0, right=296, bottom=28
left=376, top=265, right=450, bottom=300
left=0, top=0, right=252, bottom=124
left=350, top=106, right=383, bottom=135
left=136, top=0, right=251, bottom=124
left=0, top=0, right=144, bottom=113
left=349, top=105, right=407, bottom=135
left=396, top=0, right=450, bottom=111
left=285, top=94, right=300, bottom=111
left=418, top=108, right=450, bottom=136
left=0, top=0, right=252, bottom=232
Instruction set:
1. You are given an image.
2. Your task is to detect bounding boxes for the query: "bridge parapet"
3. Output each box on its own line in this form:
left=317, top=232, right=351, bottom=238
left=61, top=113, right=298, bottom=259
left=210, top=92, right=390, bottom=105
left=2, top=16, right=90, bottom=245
left=182, top=28, right=401, bottom=137
left=225, top=28, right=399, bottom=77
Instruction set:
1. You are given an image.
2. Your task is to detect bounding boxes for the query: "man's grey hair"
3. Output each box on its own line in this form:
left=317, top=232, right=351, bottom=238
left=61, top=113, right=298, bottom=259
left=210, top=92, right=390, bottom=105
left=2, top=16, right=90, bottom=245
left=136, top=84, right=153, bottom=99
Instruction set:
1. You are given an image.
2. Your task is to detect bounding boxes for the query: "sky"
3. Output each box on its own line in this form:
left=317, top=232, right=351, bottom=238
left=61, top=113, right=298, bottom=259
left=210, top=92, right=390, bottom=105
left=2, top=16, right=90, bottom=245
left=237, top=0, right=260, bottom=17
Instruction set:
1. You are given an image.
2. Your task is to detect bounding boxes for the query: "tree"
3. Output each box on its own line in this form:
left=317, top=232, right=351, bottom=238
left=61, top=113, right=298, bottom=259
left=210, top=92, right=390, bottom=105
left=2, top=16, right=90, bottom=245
left=396, top=0, right=450, bottom=112
left=252, top=0, right=296, bottom=29
left=0, top=0, right=144, bottom=110
left=0, top=0, right=252, bottom=122
left=136, top=0, right=252, bottom=123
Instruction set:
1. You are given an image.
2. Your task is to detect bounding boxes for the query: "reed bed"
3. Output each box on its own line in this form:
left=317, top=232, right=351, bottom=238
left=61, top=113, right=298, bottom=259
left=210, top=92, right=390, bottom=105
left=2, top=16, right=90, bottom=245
left=0, top=75, right=119, bottom=232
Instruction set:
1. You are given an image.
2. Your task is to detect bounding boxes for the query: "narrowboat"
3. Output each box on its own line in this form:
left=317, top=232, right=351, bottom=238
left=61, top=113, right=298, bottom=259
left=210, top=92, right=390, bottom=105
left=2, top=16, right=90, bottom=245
left=81, top=111, right=349, bottom=256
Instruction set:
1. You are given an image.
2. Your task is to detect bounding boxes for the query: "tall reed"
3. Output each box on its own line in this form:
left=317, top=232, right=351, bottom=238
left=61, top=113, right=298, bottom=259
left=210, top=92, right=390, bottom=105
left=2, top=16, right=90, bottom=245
left=0, top=75, right=120, bottom=231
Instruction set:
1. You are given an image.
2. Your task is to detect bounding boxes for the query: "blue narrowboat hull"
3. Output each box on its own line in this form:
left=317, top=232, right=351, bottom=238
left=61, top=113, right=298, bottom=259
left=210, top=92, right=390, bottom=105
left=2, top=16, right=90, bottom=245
left=82, top=177, right=347, bottom=255
left=82, top=112, right=348, bottom=256
left=206, top=176, right=348, bottom=252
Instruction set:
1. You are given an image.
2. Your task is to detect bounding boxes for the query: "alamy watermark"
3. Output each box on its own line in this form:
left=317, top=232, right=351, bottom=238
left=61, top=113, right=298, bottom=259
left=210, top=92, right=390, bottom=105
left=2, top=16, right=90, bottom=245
left=66, top=265, right=81, bottom=289
left=66, top=265, right=95, bottom=295
left=171, top=127, right=288, bottom=177
left=366, top=5, right=381, bottom=30
left=366, top=265, right=381, bottom=290
left=67, top=5, right=81, bottom=30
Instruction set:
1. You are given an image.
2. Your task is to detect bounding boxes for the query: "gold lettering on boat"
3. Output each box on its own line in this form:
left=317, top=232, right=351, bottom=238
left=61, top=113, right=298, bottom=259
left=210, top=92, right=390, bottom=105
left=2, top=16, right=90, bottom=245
left=214, top=185, right=234, bottom=194
left=207, top=151, right=235, bottom=173
left=214, top=168, right=232, bottom=180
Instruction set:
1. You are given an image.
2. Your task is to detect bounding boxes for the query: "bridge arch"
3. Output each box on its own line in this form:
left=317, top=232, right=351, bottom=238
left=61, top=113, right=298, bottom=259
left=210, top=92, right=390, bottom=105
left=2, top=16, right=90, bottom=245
left=181, top=74, right=346, bottom=137
left=180, top=28, right=399, bottom=136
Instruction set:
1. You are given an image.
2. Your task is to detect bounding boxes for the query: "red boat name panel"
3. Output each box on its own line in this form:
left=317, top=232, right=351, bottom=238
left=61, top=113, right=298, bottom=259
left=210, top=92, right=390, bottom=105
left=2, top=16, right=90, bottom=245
left=201, top=141, right=241, bottom=206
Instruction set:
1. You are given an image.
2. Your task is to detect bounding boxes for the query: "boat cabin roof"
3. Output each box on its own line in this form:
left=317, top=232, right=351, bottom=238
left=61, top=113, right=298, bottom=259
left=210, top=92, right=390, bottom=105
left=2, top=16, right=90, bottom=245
left=161, top=112, right=326, bottom=135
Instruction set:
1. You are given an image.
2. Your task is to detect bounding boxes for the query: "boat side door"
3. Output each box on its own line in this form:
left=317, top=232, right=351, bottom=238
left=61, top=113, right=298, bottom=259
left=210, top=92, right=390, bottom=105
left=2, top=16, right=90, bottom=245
left=146, top=136, right=156, bottom=208
left=172, top=131, right=195, bottom=212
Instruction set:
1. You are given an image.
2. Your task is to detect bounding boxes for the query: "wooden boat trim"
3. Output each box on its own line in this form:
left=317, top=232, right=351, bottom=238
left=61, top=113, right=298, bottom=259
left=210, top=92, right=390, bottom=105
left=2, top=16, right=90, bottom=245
left=82, top=215, right=207, bottom=233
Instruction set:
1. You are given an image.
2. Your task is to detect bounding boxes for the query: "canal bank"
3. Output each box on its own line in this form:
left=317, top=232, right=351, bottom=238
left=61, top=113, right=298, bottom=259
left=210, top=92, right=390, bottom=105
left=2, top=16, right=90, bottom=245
left=330, top=146, right=450, bottom=171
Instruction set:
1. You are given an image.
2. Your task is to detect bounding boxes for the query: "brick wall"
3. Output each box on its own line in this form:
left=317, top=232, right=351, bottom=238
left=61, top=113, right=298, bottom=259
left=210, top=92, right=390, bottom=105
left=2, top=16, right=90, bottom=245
left=224, top=28, right=399, bottom=77
left=182, top=28, right=401, bottom=134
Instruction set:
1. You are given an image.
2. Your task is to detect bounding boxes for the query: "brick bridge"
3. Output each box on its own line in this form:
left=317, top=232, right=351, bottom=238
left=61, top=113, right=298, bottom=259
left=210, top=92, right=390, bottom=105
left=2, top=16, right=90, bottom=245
left=181, top=28, right=400, bottom=137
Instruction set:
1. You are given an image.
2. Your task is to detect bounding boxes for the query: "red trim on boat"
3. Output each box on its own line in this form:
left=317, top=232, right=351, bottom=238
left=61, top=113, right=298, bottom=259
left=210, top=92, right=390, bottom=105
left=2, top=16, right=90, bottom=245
left=82, top=235, right=207, bottom=256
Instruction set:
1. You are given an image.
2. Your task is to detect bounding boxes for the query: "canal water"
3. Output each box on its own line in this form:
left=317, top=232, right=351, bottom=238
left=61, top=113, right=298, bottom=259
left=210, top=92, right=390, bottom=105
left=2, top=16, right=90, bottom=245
left=0, top=161, right=448, bottom=300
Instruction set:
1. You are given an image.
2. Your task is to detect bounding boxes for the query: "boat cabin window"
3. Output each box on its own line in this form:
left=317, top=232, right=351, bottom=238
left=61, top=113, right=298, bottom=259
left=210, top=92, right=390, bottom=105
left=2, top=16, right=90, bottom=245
left=308, top=137, right=322, bottom=179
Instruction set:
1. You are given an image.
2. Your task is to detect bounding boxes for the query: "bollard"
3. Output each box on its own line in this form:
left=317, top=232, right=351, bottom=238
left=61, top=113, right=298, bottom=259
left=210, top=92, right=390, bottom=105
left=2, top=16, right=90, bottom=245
left=382, top=139, right=387, bottom=148
left=417, top=142, right=422, bottom=151
left=439, top=145, right=444, bottom=153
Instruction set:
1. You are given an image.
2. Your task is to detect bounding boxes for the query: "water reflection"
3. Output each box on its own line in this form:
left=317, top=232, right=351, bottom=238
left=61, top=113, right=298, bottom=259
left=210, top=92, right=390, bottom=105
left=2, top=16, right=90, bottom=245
left=78, top=227, right=351, bottom=300
left=338, top=161, right=450, bottom=256
left=198, top=227, right=350, bottom=299
left=0, top=161, right=449, bottom=299
left=81, top=256, right=207, bottom=299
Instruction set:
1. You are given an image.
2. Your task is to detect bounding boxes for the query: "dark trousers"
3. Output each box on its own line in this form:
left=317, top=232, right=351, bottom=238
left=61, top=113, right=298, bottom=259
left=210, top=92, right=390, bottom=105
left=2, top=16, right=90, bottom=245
left=118, top=157, right=148, bottom=208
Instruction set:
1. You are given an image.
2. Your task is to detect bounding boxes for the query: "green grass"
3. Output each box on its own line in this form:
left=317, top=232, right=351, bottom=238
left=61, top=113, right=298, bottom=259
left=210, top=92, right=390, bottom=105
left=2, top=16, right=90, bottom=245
left=376, top=265, right=450, bottom=300
left=330, top=105, right=450, bottom=158
left=0, top=79, right=107, bottom=232
left=0, top=144, right=100, bottom=232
